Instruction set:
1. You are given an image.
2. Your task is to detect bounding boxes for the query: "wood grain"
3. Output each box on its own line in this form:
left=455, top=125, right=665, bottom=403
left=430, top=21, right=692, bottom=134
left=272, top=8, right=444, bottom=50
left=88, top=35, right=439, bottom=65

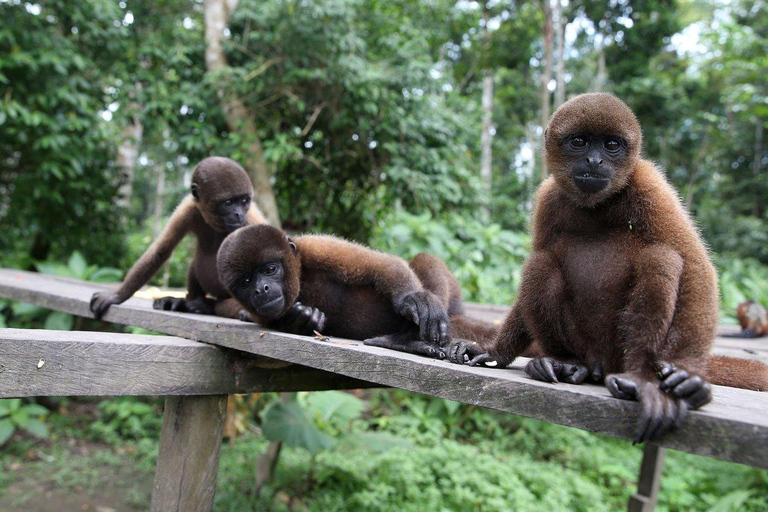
left=1, top=269, right=767, bottom=468
left=0, top=328, right=378, bottom=397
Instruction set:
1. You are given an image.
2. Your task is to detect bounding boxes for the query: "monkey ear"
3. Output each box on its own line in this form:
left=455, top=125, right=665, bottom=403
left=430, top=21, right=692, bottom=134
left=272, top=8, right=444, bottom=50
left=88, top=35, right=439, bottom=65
left=191, top=182, right=200, bottom=200
left=285, top=236, right=298, bottom=254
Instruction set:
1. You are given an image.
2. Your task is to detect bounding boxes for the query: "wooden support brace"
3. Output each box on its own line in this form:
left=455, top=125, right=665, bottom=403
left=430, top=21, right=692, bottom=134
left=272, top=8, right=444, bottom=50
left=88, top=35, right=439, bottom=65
left=151, top=395, right=228, bottom=512
left=628, top=443, right=666, bottom=512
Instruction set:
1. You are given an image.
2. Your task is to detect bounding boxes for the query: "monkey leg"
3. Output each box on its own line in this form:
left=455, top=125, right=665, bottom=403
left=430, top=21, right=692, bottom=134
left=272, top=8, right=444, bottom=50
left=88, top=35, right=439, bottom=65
left=364, top=329, right=446, bottom=359
left=525, top=358, right=603, bottom=384
left=408, top=253, right=465, bottom=315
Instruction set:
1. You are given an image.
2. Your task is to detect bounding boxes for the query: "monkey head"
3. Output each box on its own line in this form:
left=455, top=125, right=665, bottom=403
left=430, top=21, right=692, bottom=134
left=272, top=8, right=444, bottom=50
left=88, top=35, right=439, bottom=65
left=191, top=157, right=254, bottom=233
left=218, top=225, right=301, bottom=319
left=545, top=93, right=642, bottom=207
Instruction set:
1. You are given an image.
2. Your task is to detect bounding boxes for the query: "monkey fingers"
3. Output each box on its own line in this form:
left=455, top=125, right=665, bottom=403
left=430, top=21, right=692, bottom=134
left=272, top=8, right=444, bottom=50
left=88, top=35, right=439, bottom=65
left=364, top=332, right=446, bottom=359
left=525, top=357, right=590, bottom=384
left=90, top=292, right=123, bottom=320
left=183, top=298, right=217, bottom=315
left=397, top=291, right=450, bottom=345
left=468, top=352, right=498, bottom=367
left=656, top=362, right=713, bottom=410
left=153, top=297, right=189, bottom=312
left=275, top=302, right=327, bottom=335
left=448, top=339, right=483, bottom=364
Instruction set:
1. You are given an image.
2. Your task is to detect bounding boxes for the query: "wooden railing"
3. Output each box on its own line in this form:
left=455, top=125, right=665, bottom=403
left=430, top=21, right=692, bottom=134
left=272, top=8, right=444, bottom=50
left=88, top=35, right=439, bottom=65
left=1, top=269, right=766, bottom=512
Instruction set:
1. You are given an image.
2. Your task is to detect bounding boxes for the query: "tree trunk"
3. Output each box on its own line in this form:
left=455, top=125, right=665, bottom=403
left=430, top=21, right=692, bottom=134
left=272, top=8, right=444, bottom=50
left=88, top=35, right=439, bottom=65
left=594, top=37, right=607, bottom=92
left=754, top=120, right=764, bottom=218
left=480, top=7, right=494, bottom=193
left=203, top=0, right=281, bottom=226
left=153, top=163, right=166, bottom=238
left=554, top=0, right=566, bottom=108
left=539, top=0, right=554, bottom=182
left=115, top=93, right=143, bottom=212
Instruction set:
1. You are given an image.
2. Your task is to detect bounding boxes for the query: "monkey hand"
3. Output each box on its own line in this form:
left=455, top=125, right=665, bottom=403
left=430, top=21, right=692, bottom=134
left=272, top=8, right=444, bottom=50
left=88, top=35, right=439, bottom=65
left=525, top=358, right=603, bottom=384
left=395, top=291, right=449, bottom=345
left=273, top=302, right=326, bottom=336
left=238, top=310, right=253, bottom=322
left=606, top=370, right=709, bottom=444
left=90, top=292, right=125, bottom=320
left=152, top=296, right=216, bottom=315
left=655, top=362, right=713, bottom=410
left=448, top=340, right=501, bottom=367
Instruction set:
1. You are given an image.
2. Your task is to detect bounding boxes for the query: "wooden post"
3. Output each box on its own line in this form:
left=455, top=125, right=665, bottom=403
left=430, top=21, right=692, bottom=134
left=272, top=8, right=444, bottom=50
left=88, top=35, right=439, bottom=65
left=151, top=395, right=228, bottom=512
left=628, top=443, right=666, bottom=512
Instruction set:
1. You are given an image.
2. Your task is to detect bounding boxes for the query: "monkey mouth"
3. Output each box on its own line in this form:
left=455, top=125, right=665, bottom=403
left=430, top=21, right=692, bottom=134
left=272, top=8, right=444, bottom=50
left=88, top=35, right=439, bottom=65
left=254, top=296, right=285, bottom=317
left=573, top=173, right=610, bottom=193
left=223, top=221, right=246, bottom=232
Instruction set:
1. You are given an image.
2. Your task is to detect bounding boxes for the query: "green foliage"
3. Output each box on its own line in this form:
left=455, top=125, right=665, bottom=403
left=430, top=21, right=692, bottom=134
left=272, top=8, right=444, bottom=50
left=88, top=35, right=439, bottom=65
left=91, top=397, right=162, bottom=442
left=718, top=257, right=768, bottom=322
left=371, top=209, right=530, bottom=303
left=0, top=399, right=50, bottom=445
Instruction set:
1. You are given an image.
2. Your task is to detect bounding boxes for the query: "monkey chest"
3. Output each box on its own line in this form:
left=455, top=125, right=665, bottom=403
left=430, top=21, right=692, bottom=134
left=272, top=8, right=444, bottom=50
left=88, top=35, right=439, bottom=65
left=193, top=249, right=229, bottom=299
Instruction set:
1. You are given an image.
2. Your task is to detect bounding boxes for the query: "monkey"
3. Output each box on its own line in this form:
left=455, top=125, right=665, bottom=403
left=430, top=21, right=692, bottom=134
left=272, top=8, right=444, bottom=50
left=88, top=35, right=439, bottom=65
left=216, top=224, right=503, bottom=358
left=722, top=300, right=768, bottom=338
left=90, top=157, right=267, bottom=320
left=449, top=93, right=768, bottom=443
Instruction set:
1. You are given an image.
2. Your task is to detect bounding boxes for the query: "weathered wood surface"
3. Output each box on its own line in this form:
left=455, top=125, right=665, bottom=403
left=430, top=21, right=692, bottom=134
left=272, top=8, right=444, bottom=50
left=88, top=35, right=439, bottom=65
left=151, top=395, right=227, bottom=512
left=628, top=444, right=666, bottom=512
left=0, top=328, right=378, bottom=397
left=1, top=269, right=768, bottom=469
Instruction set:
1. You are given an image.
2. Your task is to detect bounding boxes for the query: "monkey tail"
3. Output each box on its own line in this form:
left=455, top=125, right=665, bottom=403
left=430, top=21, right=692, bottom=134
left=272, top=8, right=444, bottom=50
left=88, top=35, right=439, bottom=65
left=706, top=355, right=768, bottom=391
left=449, top=315, right=544, bottom=358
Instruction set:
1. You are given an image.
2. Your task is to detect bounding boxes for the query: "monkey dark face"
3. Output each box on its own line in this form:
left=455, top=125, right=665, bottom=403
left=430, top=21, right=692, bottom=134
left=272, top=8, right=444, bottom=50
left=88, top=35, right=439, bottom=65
left=545, top=93, right=642, bottom=207
left=218, top=225, right=302, bottom=319
left=191, top=157, right=254, bottom=232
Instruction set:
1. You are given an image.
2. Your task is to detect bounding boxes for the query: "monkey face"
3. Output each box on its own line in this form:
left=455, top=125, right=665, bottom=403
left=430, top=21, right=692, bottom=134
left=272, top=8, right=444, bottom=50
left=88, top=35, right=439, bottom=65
left=229, top=261, right=287, bottom=318
left=190, top=157, right=254, bottom=232
left=214, top=194, right=252, bottom=233
left=218, top=225, right=302, bottom=319
left=545, top=93, right=641, bottom=207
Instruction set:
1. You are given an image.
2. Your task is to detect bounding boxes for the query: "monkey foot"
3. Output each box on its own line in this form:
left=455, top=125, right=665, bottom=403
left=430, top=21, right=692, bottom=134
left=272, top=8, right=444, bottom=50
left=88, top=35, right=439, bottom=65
left=656, top=362, right=713, bottom=410
left=396, top=291, right=450, bottom=345
left=525, top=357, right=594, bottom=384
left=364, top=332, right=446, bottom=360
left=447, top=340, right=500, bottom=367
left=153, top=297, right=216, bottom=315
left=606, top=372, right=691, bottom=444
left=90, top=291, right=124, bottom=320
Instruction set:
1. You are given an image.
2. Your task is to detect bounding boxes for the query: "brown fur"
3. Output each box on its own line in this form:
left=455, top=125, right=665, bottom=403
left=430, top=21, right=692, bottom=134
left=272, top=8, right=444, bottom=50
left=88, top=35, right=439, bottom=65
left=734, top=300, right=768, bottom=337
left=488, top=93, right=768, bottom=392
left=90, top=157, right=266, bottom=319
left=217, top=225, right=500, bottom=348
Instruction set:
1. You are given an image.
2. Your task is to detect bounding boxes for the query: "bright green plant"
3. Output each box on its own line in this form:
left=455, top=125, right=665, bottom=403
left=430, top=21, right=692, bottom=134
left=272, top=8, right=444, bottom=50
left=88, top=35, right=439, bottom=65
left=0, top=399, right=50, bottom=446
left=91, top=397, right=162, bottom=442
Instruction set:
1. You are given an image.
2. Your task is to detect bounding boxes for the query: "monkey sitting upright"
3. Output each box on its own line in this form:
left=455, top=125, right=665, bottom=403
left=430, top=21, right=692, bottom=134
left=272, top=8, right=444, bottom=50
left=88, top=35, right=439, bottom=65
left=450, top=93, right=768, bottom=442
left=216, top=224, right=502, bottom=358
left=90, top=157, right=267, bottom=320
left=725, top=300, right=768, bottom=338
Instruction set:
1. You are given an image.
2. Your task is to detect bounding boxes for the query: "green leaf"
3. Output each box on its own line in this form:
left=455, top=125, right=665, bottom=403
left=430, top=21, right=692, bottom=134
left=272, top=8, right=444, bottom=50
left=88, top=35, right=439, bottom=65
left=35, top=262, right=73, bottom=277
left=44, top=311, right=74, bottom=331
left=262, top=401, right=336, bottom=454
left=23, top=418, right=50, bottom=439
left=303, top=391, right=365, bottom=424
left=89, top=268, right=124, bottom=283
left=0, top=419, right=15, bottom=445
left=11, top=302, right=46, bottom=317
left=22, top=404, right=49, bottom=417
left=707, top=490, right=753, bottom=512
left=68, top=251, right=88, bottom=279
left=336, top=432, right=413, bottom=453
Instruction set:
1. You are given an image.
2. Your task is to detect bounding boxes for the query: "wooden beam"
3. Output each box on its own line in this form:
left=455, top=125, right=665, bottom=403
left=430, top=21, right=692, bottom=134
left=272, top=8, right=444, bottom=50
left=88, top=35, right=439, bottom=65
left=628, top=444, right=666, bottom=512
left=1, top=270, right=768, bottom=469
left=151, top=395, right=227, bottom=512
left=0, top=328, right=378, bottom=397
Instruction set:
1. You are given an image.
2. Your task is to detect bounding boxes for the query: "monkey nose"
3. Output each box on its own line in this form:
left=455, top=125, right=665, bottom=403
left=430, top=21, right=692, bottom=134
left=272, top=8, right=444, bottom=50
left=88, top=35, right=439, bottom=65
left=586, top=157, right=603, bottom=167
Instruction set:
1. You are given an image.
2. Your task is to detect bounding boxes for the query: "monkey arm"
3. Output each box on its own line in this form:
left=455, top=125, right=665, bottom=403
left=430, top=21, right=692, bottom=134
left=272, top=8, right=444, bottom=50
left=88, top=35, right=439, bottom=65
left=245, top=203, right=267, bottom=225
left=90, top=197, right=196, bottom=319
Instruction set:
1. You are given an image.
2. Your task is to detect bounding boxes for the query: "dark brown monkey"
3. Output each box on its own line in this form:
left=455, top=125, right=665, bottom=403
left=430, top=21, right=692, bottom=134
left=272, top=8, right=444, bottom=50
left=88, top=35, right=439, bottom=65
left=451, top=93, right=768, bottom=442
left=216, top=225, right=501, bottom=357
left=90, top=157, right=266, bottom=320
left=723, top=300, right=768, bottom=338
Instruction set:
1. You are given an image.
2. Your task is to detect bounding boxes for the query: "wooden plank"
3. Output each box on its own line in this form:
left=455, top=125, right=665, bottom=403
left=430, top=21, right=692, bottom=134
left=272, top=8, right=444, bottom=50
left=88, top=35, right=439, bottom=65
left=628, top=444, right=666, bottom=512
left=0, top=328, right=378, bottom=397
left=151, top=395, right=227, bottom=512
left=1, top=269, right=768, bottom=469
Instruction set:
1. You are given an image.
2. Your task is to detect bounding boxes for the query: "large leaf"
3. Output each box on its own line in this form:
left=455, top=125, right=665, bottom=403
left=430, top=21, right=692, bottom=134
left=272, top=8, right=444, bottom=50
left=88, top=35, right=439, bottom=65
left=68, top=251, right=88, bottom=279
left=89, top=267, right=124, bottom=283
left=22, top=404, right=49, bottom=417
left=23, top=418, right=50, bottom=439
left=44, top=311, right=74, bottom=331
left=35, top=262, right=73, bottom=278
left=262, top=401, right=336, bottom=454
left=0, top=419, right=15, bottom=445
left=303, top=391, right=365, bottom=425
left=707, top=490, right=753, bottom=512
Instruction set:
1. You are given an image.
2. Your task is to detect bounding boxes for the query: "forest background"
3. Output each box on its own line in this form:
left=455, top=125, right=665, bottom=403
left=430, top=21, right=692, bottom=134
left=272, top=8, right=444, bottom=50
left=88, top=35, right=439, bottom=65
left=0, top=0, right=767, bottom=511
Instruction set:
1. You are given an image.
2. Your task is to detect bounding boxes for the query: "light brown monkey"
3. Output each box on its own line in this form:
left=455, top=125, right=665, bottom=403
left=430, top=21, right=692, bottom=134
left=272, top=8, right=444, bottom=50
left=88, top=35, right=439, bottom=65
left=451, top=93, right=768, bottom=442
left=216, top=225, right=503, bottom=357
left=90, top=157, right=266, bottom=320
left=723, top=300, right=768, bottom=338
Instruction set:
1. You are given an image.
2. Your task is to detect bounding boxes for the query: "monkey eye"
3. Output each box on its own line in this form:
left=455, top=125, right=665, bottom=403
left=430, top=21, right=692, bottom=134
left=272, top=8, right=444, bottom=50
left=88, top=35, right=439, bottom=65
left=604, top=139, right=621, bottom=151
left=225, top=199, right=233, bottom=207
left=263, top=264, right=278, bottom=276
left=240, top=276, right=252, bottom=287
left=241, top=197, right=249, bottom=206
left=570, top=137, right=587, bottom=148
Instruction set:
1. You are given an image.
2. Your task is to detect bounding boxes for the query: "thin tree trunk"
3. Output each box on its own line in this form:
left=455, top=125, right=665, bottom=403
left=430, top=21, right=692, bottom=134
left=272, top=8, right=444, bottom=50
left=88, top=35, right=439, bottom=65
left=554, top=0, right=566, bottom=108
left=153, top=164, right=166, bottom=238
left=754, top=120, right=764, bottom=218
left=116, top=106, right=143, bottom=211
left=539, top=0, right=554, bottom=182
left=254, top=392, right=292, bottom=493
left=480, top=7, right=494, bottom=193
left=203, top=0, right=281, bottom=226
left=593, top=37, right=607, bottom=92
